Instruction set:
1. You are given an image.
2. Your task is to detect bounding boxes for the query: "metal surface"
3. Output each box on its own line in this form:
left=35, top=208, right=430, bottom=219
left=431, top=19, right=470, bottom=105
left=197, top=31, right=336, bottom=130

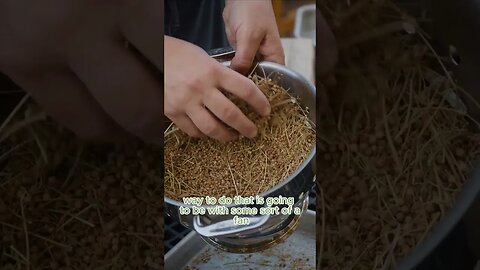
left=196, top=195, right=309, bottom=253
left=193, top=213, right=270, bottom=238
left=164, top=60, right=316, bottom=252
left=165, top=210, right=316, bottom=270
left=164, top=188, right=317, bottom=254
left=208, top=46, right=236, bottom=62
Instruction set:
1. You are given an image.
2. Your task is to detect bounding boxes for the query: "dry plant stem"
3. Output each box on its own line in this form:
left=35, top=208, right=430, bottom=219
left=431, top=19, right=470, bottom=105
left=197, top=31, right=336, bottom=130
left=428, top=107, right=480, bottom=129
left=28, top=126, right=48, bottom=164
left=7, top=245, right=29, bottom=266
left=363, top=103, right=371, bottom=129
left=129, top=233, right=154, bottom=248
left=395, top=75, right=415, bottom=141
left=0, top=94, right=29, bottom=134
left=386, top=72, right=407, bottom=118
left=256, top=152, right=268, bottom=195
left=164, top=121, right=174, bottom=135
left=61, top=144, right=84, bottom=189
left=227, top=162, right=238, bottom=196
left=58, top=205, right=93, bottom=230
left=0, top=140, right=30, bottom=162
left=352, top=105, right=363, bottom=135
left=0, top=113, right=46, bottom=144
left=346, top=234, right=383, bottom=270
left=50, top=209, right=96, bottom=228
left=383, top=229, right=400, bottom=269
left=341, top=21, right=415, bottom=49
left=20, top=194, right=31, bottom=269
left=93, top=190, right=106, bottom=234
left=382, top=97, right=402, bottom=171
left=0, top=221, right=71, bottom=248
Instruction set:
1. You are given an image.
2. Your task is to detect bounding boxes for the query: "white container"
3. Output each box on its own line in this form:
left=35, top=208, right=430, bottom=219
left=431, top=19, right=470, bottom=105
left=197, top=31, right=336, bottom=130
left=294, top=4, right=316, bottom=46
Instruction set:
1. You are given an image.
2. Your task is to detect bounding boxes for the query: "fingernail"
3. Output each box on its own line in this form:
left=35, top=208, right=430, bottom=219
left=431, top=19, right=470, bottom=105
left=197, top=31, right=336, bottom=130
left=263, top=105, right=271, bottom=116
left=248, top=128, right=258, bottom=138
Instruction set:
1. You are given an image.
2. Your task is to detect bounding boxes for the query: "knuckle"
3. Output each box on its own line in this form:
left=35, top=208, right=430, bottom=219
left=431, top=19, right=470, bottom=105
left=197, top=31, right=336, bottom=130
left=202, top=122, right=219, bottom=137
left=221, top=106, right=238, bottom=122
left=184, top=76, right=203, bottom=92
left=204, top=63, right=220, bottom=78
left=164, top=106, right=179, bottom=118
left=171, top=91, right=190, bottom=108
left=164, top=100, right=181, bottom=118
left=234, top=57, right=251, bottom=68
left=190, top=129, right=203, bottom=138
left=242, top=83, right=257, bottom=100
left=251, top=29, right=264, bottom=40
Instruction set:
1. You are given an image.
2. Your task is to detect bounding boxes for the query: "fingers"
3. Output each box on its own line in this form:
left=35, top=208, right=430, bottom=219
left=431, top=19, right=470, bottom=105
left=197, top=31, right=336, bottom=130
left=120, top=0, right=163, bottom=73
left=68, top=39, right=164, bottom=142
left=169, top=114, right=204, bottom=138
left=8, top=67, right=130, bottom=142
left=203, top=90, right=257, bottom=138
left=218, top=67, right=271, bottom=117
left=230, top=28, right=263, bottom=74
left=187, top=106, right=237, bottom=142
left=261, top=34, right=285, bottom=65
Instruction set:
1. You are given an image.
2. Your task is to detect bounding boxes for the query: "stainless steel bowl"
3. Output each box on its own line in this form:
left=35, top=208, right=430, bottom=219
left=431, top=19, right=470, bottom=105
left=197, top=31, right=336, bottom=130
left=164, top=60, right=316, bottom=253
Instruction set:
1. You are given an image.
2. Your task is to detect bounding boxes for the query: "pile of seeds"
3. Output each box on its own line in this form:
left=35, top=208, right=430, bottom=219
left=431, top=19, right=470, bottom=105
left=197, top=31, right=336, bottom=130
left=0, top=101, right=163, bottom=269
left=164, top=73, right=315, bottom=201
left=317, top=1, right=480, bottom=269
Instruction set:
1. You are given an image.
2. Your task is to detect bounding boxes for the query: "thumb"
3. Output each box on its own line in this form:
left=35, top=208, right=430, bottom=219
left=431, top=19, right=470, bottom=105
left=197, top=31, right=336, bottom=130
left=260, top=35, right=285, bottom=65
left=231, top=29, right=263, bottom=74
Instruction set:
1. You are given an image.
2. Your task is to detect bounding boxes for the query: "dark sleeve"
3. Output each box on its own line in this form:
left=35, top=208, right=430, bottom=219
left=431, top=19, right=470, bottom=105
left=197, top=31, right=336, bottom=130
left=165, top=0, right=229, bottom=51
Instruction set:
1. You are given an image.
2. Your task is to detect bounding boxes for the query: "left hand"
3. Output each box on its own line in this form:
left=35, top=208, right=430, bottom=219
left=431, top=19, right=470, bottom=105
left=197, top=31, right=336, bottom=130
left=223, top=0, right=285, bottom=74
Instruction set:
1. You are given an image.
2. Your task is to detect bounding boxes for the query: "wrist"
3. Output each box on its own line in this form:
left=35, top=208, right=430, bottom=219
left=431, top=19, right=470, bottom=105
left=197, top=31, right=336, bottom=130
left=164, top=36, right=189, bottom=51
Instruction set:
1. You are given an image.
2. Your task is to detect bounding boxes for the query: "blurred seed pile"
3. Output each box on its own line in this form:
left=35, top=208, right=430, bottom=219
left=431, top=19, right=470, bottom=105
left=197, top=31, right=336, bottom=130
left=164, top=73, right=315, bottom=201
left=317, top=1, right=480, bottom=269
left=0, top=103, right=163, bottom=269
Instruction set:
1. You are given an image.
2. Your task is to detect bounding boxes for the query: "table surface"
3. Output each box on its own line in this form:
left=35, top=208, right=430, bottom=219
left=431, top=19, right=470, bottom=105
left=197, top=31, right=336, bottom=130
left=281, top=37, right=315, bottom=84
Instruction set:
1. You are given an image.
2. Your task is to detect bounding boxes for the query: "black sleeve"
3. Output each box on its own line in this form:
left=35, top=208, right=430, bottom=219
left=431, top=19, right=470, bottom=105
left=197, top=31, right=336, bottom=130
left=165, top=0, right=229, bottom=51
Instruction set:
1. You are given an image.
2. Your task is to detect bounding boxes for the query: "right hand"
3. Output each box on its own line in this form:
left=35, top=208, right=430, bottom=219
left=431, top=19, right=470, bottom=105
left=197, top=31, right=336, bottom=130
left=164, top=36, right=271, bottom=142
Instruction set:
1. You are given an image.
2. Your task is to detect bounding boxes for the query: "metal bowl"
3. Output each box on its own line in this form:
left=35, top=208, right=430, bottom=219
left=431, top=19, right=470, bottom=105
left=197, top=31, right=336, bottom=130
left=164, top=61, right=316, bottom=252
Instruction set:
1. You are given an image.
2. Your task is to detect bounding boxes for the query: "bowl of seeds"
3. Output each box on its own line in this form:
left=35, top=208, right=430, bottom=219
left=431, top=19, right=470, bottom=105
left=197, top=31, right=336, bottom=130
left=164, top=60, right=316, bottom=252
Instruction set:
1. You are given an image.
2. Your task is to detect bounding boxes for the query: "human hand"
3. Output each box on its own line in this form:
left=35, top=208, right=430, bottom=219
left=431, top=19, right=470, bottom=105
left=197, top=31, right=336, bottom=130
left=223, top=0, right=285, bottom=74
left=0, top=0, right=163, bottom=143
left=164, top=36, right=271, bottom=142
